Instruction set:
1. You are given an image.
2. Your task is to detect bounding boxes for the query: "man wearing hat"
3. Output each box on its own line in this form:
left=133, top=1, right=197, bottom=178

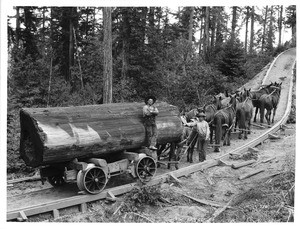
left=143, top=95, right=159, bottom=150
left=195, top=111, right=210, bottom=162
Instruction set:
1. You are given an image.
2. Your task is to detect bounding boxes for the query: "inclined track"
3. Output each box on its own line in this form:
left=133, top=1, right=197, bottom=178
left=7, top=48, right=296, bottom=221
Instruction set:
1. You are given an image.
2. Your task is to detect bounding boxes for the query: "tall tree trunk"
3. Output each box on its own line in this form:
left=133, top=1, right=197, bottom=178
left=203, top=6, right=210, bottom=61
left=16, top=6, right=20, bottom=47
left=249, top=6, right=255, bottom=54
left=69, top=16, right=74, bottom=82
left=92, top=7, right=96, bottom=36
left=148, top=7, right=155, bottom=45
left=261, top=6, right=268, bottom=53
left=157, top=7, right=162, bottom=30
left=103, top=7, right=113, bottom=104
left=215, top=7, right=223, bottom=49
left=199, top=16, right=203, bottom=54
left=188, top=7, right=194, bottom=42
left=267, top=6, right=274, bottom=52
left=231, top=6, right=237, bottom=40
left=244, top=7, right=250, bottom=54
left=42, top=7, right=46, bottom=57
left=210, top=7, right=216, bottom=51
left=121, top=8, right=130, bottom=102
left=141, top=7, right=148, bottom=44
left=86, top=7, right=89, bottom=38
left=278, top=5, right=283, bottom=46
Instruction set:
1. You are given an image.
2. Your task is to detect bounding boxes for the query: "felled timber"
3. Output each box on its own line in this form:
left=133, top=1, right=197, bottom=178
left=20, top=102, right=183, bottom=167
left=231, top=159, right=256, bottom=169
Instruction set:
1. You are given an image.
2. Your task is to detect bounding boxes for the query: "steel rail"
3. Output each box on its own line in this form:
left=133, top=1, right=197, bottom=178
left=7, top=49, right=296, bottom=221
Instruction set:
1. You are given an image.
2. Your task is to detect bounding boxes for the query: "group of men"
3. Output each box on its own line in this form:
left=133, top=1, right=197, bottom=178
left=142, top=95, right=210, bottom=162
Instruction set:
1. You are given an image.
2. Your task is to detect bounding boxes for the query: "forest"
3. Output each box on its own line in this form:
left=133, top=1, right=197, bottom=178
left=7, top=6, right=296, bottom=173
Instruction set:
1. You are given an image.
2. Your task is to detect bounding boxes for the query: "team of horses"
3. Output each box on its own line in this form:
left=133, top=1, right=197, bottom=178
left=157, top=81, right=282, bottom=168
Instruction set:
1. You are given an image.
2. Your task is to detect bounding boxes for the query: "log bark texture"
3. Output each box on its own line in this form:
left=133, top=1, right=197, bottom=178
left=20, top=102, right=182, bottom=167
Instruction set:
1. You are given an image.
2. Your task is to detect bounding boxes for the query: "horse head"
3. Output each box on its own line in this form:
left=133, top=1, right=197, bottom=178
left=212, top=95, right=222, bottom=110
left=242, top=88, right=252, bottom=100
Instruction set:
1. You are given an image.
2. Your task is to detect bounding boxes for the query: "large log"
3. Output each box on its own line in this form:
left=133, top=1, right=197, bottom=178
left=20, top=102, right=183, bottom=167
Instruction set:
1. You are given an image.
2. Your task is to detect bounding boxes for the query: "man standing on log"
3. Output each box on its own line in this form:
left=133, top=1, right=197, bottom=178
left=143, top=96, right=159, bottom=150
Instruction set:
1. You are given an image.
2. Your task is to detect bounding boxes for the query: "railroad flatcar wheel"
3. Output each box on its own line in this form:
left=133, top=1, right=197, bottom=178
left=135, top=156, right=157, bottom=182
left=47, top=175, right=66, bottom=187
left=78, top=166, right=108, bottom=194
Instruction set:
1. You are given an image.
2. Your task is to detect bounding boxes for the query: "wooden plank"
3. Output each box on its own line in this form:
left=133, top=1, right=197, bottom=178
left=17, top=211, right=28, bottom=221
left=239, top=168, right=265, bottom=180
left=251, top=156, right=276, bottom=167
left=106, top=191, right=117, bottom=202
left=251, top=123, right=266, bottom=129
left=231, top=160, right=256, bottom=169
left=280, top=124, right=290, bottom=129
left=168, top=173, right=182, bottom=184
left=52, top=209, right=59, bottom=219
left=7, top=175, right=41, bottom=184
left=268, top=133, right=281, bottom=140
left=79, top=203, right=87, bottom=213
left=248, top=147, right=259, bottom=153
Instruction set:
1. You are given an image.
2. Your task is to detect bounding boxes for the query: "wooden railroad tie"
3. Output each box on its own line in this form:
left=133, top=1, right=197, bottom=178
left=251, top=123, right=266, bottom=129
left=106, top=191, right=117, bottom=202
left=280, top=124, right=290, bottom=130
left=53, top=209, right=60, bottom=219
left=231, top=160, right=256, bottom=169
left=248, top=147, right=259, bottom=153
left=168, top=173, right=182, bottom=185
left=80, top=203, right=87, bottom=213
left=17, top=211, right=28, bottom=222
left=268, top=133, right=281, bottom=140
left=251, top=156, right=276, bottom=168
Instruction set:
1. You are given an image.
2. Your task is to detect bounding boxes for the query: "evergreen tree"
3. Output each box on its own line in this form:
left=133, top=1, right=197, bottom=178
left=216, top=38, right=246, bottom=80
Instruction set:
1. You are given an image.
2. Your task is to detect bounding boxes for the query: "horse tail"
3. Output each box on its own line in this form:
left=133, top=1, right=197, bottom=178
left=260, top=98, right=265, bottom=123
left=214, top=114, right=222, bottom=145
left=238, top=108, right=246, bottom=130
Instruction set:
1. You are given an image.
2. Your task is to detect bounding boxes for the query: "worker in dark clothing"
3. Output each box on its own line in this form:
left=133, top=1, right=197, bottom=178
left=143, top=96, right=159, bottom=150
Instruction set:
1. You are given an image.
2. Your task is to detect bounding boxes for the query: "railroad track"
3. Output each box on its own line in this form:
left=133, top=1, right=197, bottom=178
left=7, top=48, right=296, bottom=221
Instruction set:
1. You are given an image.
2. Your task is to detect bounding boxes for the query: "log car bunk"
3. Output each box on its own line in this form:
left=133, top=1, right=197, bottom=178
left=19, top=102, right=182, bottom=194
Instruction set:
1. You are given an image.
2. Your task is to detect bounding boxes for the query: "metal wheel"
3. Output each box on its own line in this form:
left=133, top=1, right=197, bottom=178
left=78, top=166, right=108, bottom=194
left=47, top=175, right=66, bottom=187
left=135, top=156, right=157, bottom=182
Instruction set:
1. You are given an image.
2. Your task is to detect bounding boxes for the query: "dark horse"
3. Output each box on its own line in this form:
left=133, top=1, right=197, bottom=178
left=213, top=95, right=237, bottom=152
left=250, top=83, right=274, bottom=122
left=202, top=96, right=222, bottom=144
left=235, top=88, right=253, bottom=139
left=259, top=82, right=282, bottom=125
